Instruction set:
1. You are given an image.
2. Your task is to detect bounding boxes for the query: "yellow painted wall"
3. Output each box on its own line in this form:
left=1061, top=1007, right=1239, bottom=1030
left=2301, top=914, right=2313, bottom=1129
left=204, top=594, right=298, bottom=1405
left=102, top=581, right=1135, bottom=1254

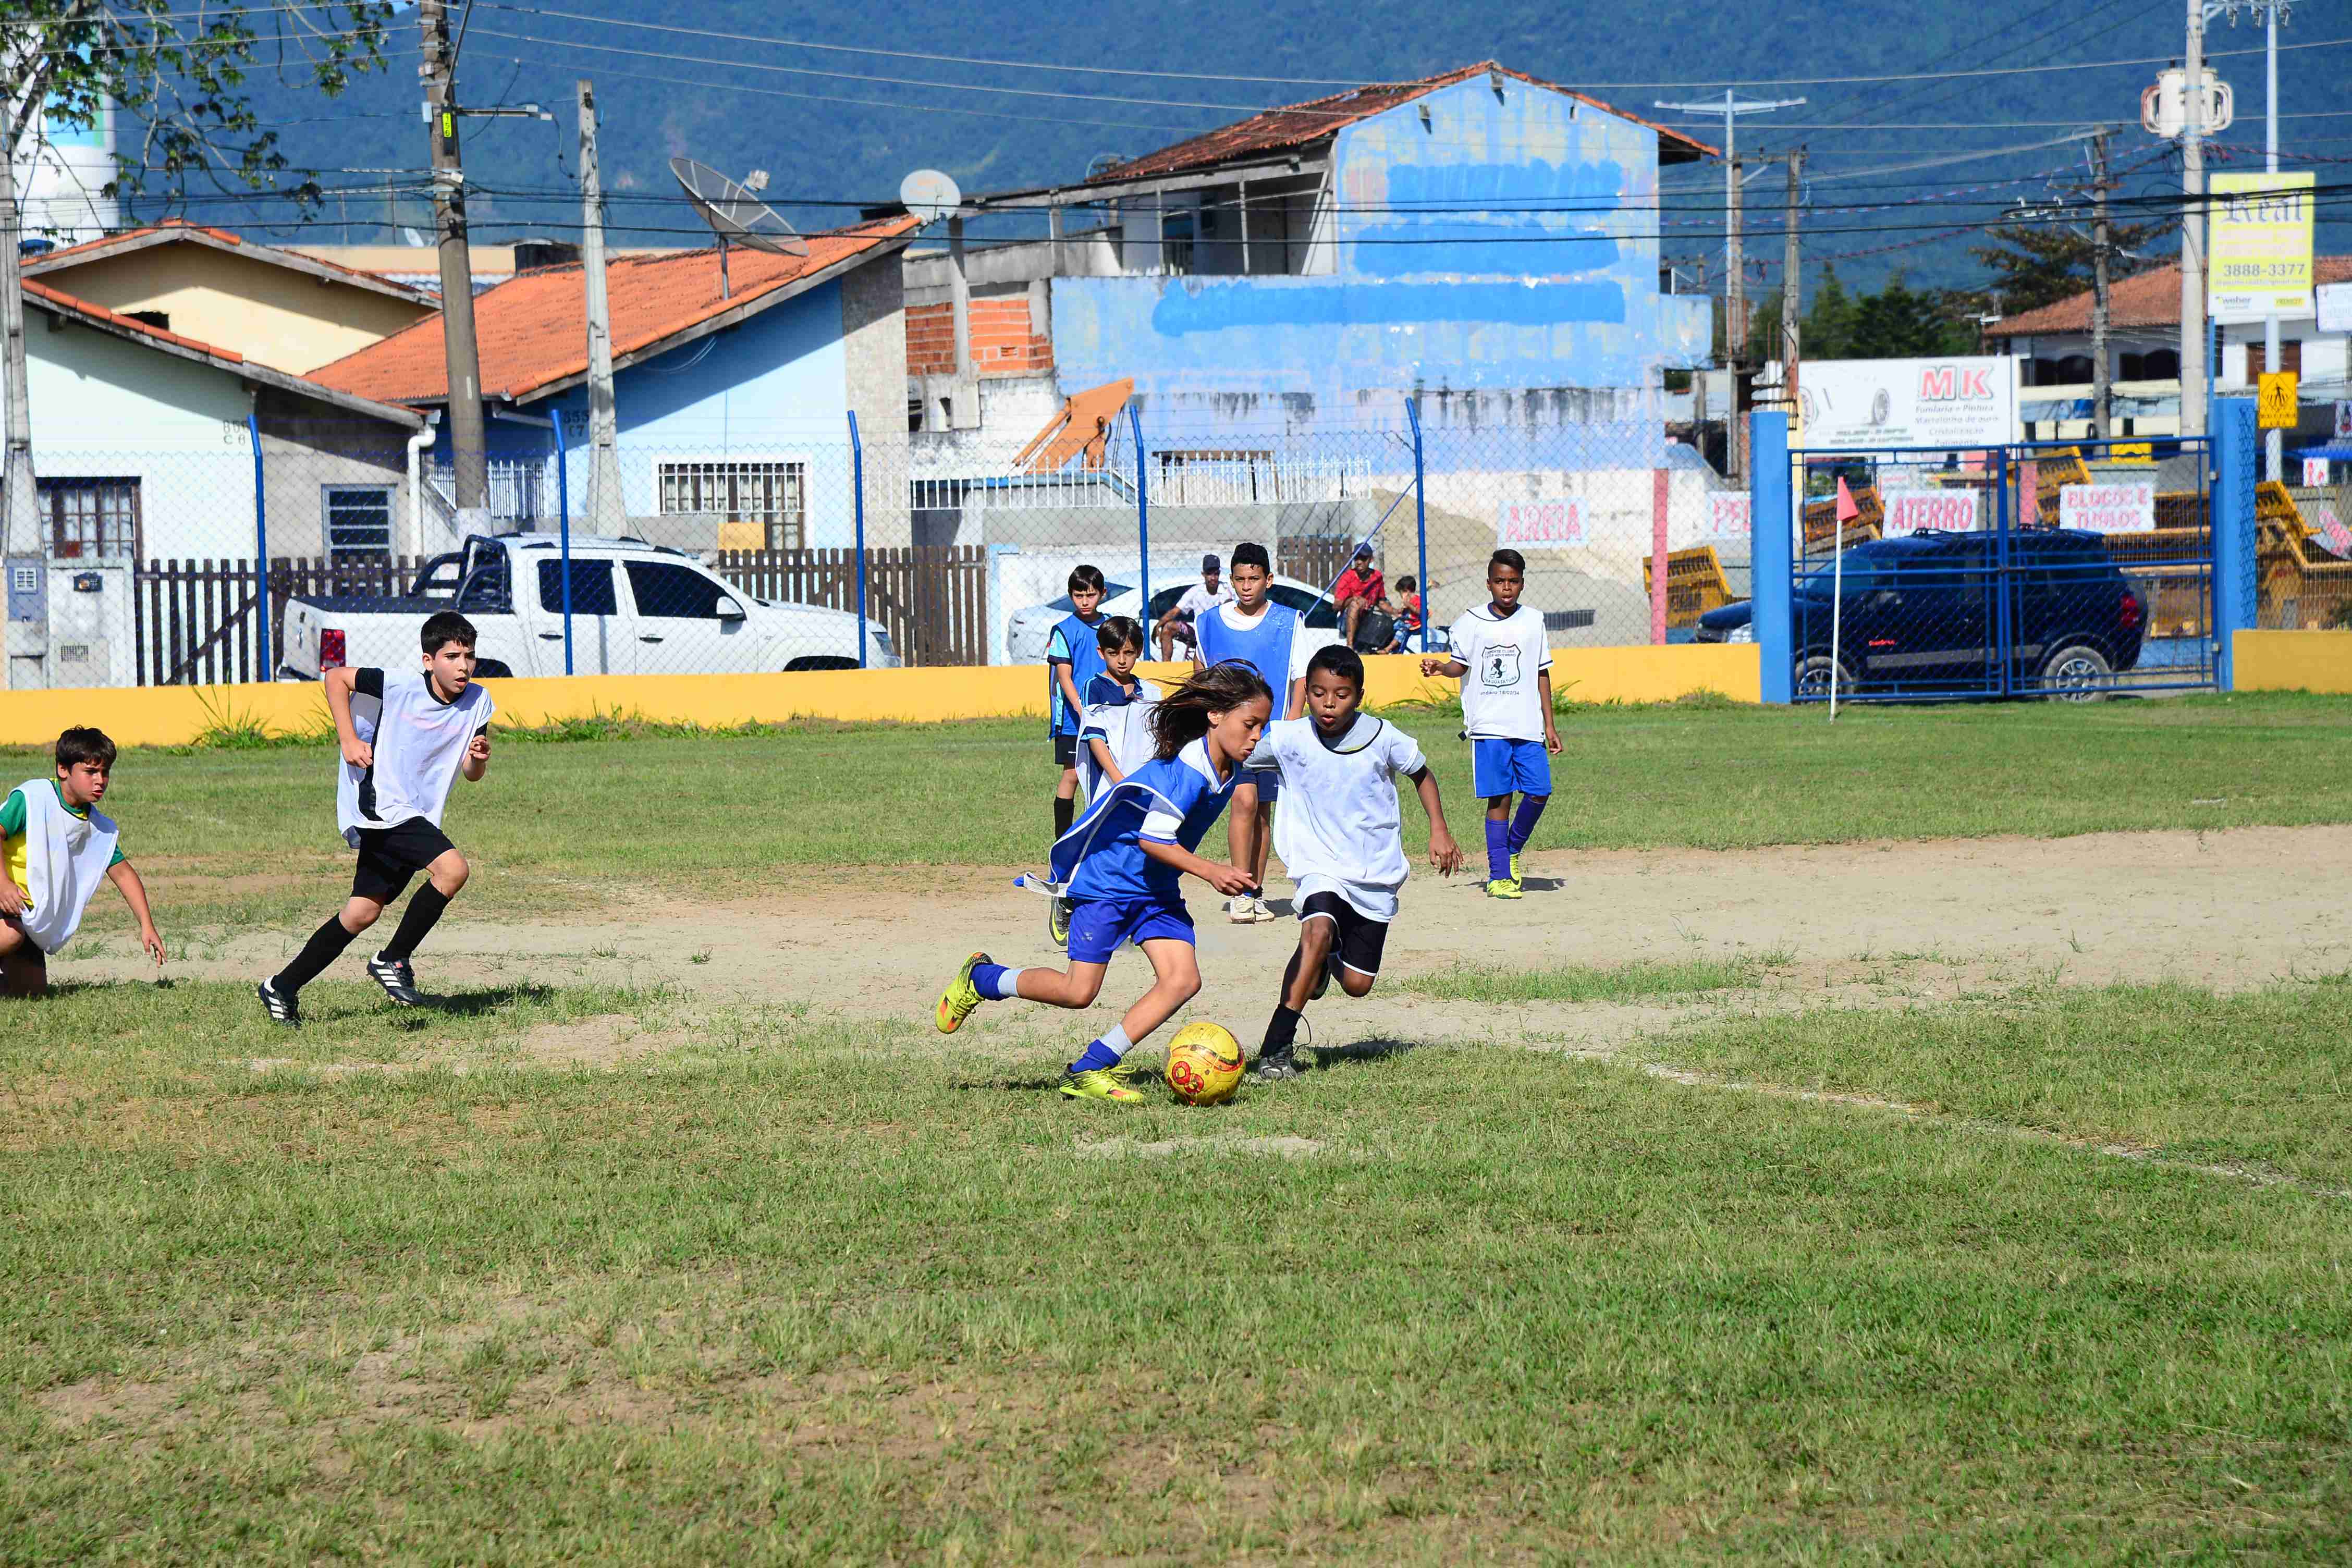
left=2232, top=630, right=2352, bottom=693
left=0, top=644, right=1762, bottom=751
left=38, top=247, right=434, bottom=374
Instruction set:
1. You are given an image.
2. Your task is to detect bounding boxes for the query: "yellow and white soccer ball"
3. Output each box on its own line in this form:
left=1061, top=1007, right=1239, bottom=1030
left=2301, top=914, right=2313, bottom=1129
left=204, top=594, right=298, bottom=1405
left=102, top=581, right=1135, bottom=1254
left=1164, top=1021, right=1246, bottom=1105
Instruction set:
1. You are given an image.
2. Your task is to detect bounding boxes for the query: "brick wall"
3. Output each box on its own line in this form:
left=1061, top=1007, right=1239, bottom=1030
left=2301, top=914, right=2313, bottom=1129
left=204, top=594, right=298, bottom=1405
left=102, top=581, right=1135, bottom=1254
left=903, top=295, right=1054, bottom=379
left=905, top=302, right=957, bottom=377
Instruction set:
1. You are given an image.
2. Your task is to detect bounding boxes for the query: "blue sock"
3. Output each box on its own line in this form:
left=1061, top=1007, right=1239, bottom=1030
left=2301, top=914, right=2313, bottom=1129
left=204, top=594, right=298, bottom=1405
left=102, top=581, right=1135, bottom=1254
left=1068, top=1023, right=1133, bottom=1076
left=972, top=962, right=1022, bottom=1000
left=1507, top=795, right=1549, bottom=855
left=1484, top=816, right=1510, bottom=881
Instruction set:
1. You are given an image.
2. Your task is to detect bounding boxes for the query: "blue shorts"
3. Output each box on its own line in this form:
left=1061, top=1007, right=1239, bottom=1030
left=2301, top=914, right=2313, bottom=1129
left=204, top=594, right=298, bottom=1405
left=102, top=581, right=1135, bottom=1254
left=1473, top=737, right=1552, bottom=799
left=1067, top=896, right=1196, bottom=965
left=1238, top=769, right=1279, bottom=803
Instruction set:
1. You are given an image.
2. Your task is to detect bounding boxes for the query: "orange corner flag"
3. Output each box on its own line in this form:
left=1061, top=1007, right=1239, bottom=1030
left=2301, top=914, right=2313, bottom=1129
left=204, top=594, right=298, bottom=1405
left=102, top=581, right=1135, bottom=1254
left=1834, top=476, right=1860, bottom=523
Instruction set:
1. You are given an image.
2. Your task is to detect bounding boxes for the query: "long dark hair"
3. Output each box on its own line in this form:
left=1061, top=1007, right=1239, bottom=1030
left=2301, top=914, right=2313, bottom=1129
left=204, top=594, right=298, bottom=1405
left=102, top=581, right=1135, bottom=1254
left=1149, top=660, right=1273, bottom=761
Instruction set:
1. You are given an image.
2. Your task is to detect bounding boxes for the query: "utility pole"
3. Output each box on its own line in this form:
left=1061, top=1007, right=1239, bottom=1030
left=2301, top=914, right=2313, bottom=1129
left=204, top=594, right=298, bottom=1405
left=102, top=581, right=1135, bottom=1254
left=421, top=0, right=488, bottom=523
left=1655, top=90, right=1804, bottom=481
left=2091, top=129, right=2114, bottom=440
left=0, top=127, right=31, bottom=691
left=575, top=80, right=624, bottom=532
left=1782, top=148, right=1804, bottom=419
left=2178, top=0, right=2208, bottom=438
left=2257, top=0, right=2284, bottom=481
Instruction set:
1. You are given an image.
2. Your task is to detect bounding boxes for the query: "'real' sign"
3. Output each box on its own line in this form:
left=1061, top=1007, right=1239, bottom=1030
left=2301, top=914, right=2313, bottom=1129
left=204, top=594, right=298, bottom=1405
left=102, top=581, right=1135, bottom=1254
left=2059, top=482, right=2157, bottom=534
left=1798, top=358, right=2016, bottom=450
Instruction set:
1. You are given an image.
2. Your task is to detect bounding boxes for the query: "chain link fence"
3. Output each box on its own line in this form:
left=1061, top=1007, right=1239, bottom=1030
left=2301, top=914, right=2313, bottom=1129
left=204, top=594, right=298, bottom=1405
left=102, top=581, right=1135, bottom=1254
left=0, top=400, right=1755, bottom=689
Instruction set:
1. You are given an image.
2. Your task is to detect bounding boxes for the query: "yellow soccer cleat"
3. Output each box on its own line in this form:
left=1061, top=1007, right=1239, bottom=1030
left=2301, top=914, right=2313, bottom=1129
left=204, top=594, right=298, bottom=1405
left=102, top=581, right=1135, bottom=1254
left=1060, top=1067, right=1146, bottom=1103
left=1486, top=878, right=1523, bottom=900
left=1511, top=851, right=1523, bottom=885
left=936, top=950, right=990, bottom=1034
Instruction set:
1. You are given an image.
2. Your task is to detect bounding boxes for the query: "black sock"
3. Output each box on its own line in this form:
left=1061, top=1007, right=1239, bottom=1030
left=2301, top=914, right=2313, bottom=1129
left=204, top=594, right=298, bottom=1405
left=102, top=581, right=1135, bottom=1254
left=1263, top=1005, right=1302, bottom=1052
left=274, top=914, right=360, bottom=994
left=378, top=885, right=451, bottom=962
left=1054, top=795, right=1074, bottom=839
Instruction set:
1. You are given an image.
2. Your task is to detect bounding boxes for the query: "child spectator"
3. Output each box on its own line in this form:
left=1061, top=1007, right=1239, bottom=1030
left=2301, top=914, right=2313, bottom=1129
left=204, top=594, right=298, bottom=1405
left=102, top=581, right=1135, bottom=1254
left=1045, top=565, right=1109, bottom=850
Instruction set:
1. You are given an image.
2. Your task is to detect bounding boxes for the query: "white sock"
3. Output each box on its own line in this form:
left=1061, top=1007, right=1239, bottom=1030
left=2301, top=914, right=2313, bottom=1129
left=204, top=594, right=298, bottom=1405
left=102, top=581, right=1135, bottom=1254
left=986, top=966, right=1028, bottom=1000
left=1099, top=1022, right=1135, bottom=1059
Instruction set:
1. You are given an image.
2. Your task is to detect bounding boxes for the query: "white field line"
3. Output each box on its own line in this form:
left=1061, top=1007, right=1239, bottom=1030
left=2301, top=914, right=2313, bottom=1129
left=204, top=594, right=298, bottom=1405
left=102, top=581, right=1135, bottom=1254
left=1631, top=1060, right=2352, bottom=1200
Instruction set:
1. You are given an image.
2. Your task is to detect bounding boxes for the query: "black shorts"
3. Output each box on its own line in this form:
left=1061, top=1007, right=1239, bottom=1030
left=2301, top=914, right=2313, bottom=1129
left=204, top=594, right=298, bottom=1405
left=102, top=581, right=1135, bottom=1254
left=1299, top=891, right=1389, bottom=978
left=1052, top=733, right=1079, bottom=767
left=352, top=818, right=456, bottom=904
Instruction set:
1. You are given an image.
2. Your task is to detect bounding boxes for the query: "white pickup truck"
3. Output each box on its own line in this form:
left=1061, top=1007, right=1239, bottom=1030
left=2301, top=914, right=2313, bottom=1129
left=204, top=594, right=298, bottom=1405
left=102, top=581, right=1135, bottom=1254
left=278, top=533, right=898, bottom=679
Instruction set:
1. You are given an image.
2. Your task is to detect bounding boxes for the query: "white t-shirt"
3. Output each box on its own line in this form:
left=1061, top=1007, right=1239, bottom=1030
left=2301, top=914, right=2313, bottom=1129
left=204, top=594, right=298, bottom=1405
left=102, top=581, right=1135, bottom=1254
left=1447, top=604, right=1553, bottom=741
left=335, top=667, right=495, bottom=847
left=1243, top=713, right=1428, bottom=921
left=1174, top=581, right=1235, bottom=618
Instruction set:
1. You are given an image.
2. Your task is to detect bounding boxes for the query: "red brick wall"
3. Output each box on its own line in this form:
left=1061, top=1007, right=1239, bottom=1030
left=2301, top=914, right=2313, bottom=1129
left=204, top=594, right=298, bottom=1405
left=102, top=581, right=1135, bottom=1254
left=904, top=296, right=1054, bottom=379
left=905, top=302, right=957, bottom=377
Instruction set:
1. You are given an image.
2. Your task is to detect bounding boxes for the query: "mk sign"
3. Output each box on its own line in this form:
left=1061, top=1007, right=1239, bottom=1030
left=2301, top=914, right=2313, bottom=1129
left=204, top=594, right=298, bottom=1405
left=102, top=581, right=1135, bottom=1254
left=1917, top=365, right=1996, bottom=403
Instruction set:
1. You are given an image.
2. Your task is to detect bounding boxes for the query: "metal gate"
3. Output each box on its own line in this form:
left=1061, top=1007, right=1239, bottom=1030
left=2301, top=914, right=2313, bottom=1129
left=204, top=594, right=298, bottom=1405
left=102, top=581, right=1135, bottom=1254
left=1787, top=435, right=2219, bottom=702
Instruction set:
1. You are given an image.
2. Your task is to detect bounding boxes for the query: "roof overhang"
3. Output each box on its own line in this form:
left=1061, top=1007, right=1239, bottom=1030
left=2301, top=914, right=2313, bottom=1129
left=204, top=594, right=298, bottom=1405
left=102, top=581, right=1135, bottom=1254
left=972, top=154, right=1332, bottom=213
left=26, top=283, right=427, bottom=428
left=25, top=224, right=442, bottom=308
left=510, top=229, right=918, bottom=407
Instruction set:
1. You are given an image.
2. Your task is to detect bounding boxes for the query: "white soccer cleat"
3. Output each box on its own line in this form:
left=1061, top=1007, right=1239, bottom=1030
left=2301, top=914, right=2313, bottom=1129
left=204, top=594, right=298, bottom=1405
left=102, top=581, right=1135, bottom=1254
left=1228, top=897, right=1256, bottom=924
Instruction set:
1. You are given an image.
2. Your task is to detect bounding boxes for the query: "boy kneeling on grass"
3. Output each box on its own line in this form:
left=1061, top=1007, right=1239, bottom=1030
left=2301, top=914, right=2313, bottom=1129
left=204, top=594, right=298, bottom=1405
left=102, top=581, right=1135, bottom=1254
left=0, top=728, right=165, bottom=996
left=258, top=611, right=494, bottom=1026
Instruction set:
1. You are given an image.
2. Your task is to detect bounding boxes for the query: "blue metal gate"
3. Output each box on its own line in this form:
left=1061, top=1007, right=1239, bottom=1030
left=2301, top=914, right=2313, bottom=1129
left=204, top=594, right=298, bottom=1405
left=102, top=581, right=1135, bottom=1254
left=1786, top=435, right=2220, bottom=702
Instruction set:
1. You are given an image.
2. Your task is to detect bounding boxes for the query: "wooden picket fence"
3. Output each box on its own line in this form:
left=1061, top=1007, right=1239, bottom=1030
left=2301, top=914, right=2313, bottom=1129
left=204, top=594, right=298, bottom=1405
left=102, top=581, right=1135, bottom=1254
left=715, top=545, right=988, bottom=667
left=132, top=546, right=989, bottom=685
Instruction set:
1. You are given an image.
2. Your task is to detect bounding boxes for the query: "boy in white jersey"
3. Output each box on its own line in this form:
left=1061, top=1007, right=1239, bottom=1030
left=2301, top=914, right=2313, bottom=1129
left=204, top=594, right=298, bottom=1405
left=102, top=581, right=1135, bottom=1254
left=258, top=611, right=494, bottom=1025
left=1422, top=549, right=1560, bottom=899
left=1076, top=617, right=1161, bottom=800
left=0, top=727, right=166, bottom=997
left=1236, top=645, right=1460, bottom=1081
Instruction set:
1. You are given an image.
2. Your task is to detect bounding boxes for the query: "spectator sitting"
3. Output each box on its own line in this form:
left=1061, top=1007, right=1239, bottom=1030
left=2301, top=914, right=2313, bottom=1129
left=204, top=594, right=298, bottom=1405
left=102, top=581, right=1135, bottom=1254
left=1155, top=553, right=1236, bottom=662
left=1332, top=545, right=1386, bottom=651
left=1383, top=575, right=1425, bottom=653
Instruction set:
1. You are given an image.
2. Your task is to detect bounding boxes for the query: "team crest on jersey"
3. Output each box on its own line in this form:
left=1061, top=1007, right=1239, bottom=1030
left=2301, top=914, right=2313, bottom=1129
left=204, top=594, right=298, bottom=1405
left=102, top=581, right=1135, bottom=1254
left=1483, top=644, right=1523, bottom=688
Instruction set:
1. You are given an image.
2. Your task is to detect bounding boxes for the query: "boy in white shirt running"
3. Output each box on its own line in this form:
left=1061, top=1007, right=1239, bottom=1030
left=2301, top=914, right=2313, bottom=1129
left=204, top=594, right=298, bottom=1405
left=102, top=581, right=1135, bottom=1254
left=258, top=611, right=494, bottom=1025
left=1235, top=645, right=1460, bottom=1081
left=1421, top=549, right=1561, bottom=899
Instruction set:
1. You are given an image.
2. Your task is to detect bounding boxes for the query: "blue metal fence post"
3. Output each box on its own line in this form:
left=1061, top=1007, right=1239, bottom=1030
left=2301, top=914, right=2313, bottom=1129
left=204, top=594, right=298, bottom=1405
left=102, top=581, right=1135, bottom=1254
left=553, top=420, right=574, bottom=675
left=2211, top=396, right=2259, bottom=691
left=1405, top=397, right=1428, bottom=652
left=1128, top=403, right=1149, bottom=617
left=1749, top=410, right=1793, bottom=703
left=847, top=411, right=868, bottom=669
left=246, top=413, right=270, bottom=682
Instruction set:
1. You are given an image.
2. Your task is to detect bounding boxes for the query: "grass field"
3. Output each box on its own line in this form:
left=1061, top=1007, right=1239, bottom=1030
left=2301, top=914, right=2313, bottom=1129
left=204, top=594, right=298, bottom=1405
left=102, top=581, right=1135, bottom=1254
left=7, top=695, right=2352, bottom=1560
left=5, top=976, right=2348, bottom=1561
left=30, top=690, right=2352, bottom=937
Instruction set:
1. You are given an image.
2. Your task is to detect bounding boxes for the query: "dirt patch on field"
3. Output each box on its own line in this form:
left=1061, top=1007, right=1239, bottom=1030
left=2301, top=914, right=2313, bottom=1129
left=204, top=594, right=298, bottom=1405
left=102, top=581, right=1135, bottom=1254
left=50, top=825, right=2352, bottom=1059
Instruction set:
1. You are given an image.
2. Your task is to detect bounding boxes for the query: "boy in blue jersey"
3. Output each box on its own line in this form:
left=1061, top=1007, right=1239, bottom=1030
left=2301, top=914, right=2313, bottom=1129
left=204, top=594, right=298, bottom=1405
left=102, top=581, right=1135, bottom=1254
left=1193, top=542, right=1315, bottom=924
left=936, top=663, right=1273, bottom=1103
left=1046, top=565, right=1109, bottom=850
left=1422, top=549, right=1561, bottom=898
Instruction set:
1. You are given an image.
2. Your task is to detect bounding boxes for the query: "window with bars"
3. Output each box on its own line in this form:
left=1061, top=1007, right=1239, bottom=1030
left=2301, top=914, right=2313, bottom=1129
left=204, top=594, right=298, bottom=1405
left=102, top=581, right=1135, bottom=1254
left=323, top=486, right=394, bottom=560
left=36, top=477, right=139, bottom=559
left=657, top=460, right=805, bottom=548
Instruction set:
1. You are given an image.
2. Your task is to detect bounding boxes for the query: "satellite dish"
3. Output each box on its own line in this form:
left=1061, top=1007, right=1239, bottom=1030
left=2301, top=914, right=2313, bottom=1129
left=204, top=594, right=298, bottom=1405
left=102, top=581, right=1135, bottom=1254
left=898, top=168, right=962, bottom=225
left=669, top=156, right=808, bottom=299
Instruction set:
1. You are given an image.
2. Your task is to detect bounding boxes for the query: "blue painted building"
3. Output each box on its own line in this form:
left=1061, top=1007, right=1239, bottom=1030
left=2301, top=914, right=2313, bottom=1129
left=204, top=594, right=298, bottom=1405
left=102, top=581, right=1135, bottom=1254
left=914, top=63, right=1713, bottom=466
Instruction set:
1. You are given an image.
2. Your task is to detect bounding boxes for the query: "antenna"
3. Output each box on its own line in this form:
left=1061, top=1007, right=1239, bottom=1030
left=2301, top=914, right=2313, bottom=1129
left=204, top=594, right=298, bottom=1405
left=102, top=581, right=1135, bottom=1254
left=898, top=168, right=962, bottom=225
left=669, top=156, right=808, bottom=300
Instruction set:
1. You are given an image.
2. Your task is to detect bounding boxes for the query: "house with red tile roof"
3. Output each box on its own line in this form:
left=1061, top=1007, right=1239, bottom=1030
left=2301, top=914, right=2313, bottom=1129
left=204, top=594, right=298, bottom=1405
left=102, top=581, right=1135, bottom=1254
left=308, top=215, right=920, bottom=550
left=23, top=220, right=439, bottom=375
left=901, top=63, right=1715, bottom=467
left=13, top=275, right=431, bottom=684
left=1986, top=258, right=2352, bottom=442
